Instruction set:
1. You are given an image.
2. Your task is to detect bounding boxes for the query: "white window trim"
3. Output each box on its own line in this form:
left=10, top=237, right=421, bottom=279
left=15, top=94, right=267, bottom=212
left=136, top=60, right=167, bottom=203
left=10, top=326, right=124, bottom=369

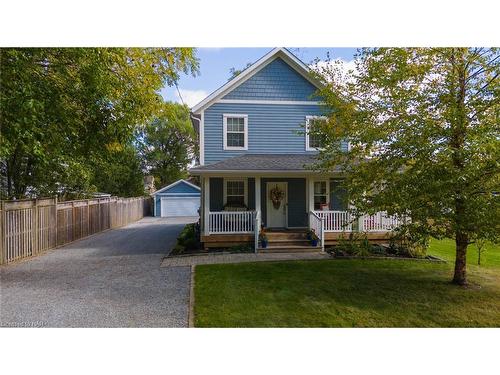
left=313, top=179, right=329, bottom=210
left=223, top=178, right=248, bottom=206
left=223, top=114, right=248, bottom=151
left=305, top=115, right=327, bottom=151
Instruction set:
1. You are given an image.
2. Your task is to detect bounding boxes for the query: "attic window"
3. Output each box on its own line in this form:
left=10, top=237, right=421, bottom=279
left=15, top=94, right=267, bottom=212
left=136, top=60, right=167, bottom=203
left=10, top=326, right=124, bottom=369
left=223, top=114, right=248, bottom=150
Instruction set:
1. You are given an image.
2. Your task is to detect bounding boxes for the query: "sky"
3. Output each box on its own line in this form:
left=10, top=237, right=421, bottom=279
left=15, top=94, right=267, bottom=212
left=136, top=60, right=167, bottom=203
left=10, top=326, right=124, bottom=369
left=160, top=48, right=358, bottom=108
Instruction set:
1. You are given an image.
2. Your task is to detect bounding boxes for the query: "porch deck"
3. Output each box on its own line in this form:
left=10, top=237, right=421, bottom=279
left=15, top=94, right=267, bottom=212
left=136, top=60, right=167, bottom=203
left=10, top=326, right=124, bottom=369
left=202, top=210, right=401, bottom=250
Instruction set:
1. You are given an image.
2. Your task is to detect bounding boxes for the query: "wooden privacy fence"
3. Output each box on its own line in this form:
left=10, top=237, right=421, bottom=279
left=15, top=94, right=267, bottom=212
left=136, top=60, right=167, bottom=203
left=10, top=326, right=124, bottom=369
left=0, top=196, right=151, bottom=265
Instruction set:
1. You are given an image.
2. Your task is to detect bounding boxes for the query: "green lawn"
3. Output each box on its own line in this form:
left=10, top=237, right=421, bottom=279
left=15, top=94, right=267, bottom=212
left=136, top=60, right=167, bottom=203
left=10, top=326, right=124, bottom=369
left=194, top=240, right=500, bottom=327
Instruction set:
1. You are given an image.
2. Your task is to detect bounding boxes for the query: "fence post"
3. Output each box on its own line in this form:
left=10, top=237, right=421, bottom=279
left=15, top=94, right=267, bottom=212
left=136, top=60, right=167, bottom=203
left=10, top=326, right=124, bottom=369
left=33, top=198, right=39, bottom=255
left=0, top=200, right=4, bottom=265
left=98, top=198, right=101, bottom=231
left=54, top=195, right=58, bottom=246
left=87, top=199, right=90, bottom=235
left=108, top=197, right=111, bottom=229
left=72, top=200, right=76, bottom=242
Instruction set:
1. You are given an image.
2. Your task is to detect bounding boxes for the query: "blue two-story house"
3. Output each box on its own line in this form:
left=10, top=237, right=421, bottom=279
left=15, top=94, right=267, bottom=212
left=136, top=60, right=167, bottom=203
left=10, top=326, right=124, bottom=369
left=189, top=48, right=399, bottom=251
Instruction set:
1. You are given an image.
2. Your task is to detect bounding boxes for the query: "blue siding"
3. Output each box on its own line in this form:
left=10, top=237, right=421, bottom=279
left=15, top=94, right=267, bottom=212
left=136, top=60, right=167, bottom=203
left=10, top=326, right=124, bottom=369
left=223, top=58, right=317, bottom=101
left=204, top=103, right=334, bottom=164
left=155, top=197, right=161, bottom=217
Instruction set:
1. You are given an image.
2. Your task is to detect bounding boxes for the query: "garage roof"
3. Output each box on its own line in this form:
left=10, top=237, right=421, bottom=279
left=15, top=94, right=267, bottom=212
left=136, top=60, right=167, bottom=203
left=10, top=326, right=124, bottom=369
left=152, top=179, right=200, bottom=195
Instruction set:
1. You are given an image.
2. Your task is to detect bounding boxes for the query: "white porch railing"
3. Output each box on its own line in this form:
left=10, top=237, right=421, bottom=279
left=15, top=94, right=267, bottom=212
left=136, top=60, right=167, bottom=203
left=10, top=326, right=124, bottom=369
left=208, top=211, right=255, bottom=234
left=254, top=210, right=261, bottom=252
left=361, top=212, right=401, bottom=232
left=309, top=211, right=325, bottom=251
left=312, top=210, right=402, bottom=232
left=315, top=210, right=354, bottom=232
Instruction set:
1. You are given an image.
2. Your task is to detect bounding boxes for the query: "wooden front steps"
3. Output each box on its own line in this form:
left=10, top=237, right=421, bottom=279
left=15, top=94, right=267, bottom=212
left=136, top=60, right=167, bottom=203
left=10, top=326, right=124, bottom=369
left=258, top=245, right=321, bottom=253
left=259, top=230, right=321, bottom=253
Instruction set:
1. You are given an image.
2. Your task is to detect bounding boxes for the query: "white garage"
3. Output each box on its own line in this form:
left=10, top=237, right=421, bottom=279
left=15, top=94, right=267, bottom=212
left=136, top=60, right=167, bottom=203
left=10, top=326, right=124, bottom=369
left=153, top=179, right=200, bottom=218
left=160, top=197, right=199, bottom=217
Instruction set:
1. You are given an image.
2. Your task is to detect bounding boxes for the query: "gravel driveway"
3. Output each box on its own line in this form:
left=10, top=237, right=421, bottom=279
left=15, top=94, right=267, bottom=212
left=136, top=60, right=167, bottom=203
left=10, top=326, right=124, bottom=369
left=0, top=216, right=197, bottom=328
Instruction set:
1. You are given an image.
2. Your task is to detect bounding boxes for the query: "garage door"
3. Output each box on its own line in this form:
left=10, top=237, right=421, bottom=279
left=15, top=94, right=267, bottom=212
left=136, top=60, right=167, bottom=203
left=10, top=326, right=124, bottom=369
left=161, top=197, right=199, bottom=217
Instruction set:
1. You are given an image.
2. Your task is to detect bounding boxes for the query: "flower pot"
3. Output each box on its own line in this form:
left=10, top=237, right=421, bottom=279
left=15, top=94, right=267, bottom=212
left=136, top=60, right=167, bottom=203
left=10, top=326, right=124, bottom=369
left=311, top=239, right=318, bottom=247
left=261, top=240, right=268, bottom=248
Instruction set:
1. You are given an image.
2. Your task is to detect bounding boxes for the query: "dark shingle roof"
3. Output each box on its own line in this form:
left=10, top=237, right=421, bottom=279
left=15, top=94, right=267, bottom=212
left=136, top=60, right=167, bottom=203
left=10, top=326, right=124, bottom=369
left=190, top=154, right=323, bottom=173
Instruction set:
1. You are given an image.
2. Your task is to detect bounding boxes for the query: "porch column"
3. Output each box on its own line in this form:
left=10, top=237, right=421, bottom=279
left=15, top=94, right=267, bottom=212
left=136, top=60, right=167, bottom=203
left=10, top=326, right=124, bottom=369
left=308, top=177, right=314, bottom=212
left=203, top=176, right=210, bottom=236
left=255, top=177, right=261, bottom=213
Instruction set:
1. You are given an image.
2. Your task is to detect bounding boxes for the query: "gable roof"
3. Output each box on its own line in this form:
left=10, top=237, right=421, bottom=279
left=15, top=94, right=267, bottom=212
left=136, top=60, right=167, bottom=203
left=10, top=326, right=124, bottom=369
left=191, top=48, right=323, bottom=114
left=152, top=179, right=200, bottom=195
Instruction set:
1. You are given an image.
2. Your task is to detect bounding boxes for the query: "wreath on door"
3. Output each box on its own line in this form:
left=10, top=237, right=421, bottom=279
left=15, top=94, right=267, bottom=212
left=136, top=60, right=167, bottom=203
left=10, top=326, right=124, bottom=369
left=270, top=184, right=285, bottom=209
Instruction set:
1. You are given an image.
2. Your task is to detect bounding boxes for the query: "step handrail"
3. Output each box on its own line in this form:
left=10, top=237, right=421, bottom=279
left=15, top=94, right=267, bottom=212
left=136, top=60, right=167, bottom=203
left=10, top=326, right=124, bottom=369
left=309, top=211, right=325, bottom=252
left=254, top=209, right=261, bottom=253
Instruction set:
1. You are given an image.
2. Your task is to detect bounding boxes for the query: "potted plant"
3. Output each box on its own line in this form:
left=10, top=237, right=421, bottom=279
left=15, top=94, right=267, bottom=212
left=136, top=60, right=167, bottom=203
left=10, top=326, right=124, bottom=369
left=310, top=231, right=319, bottom=247
left=259, top=228, right=268, bottom=248
left=306, top=229, right=313, bottom=240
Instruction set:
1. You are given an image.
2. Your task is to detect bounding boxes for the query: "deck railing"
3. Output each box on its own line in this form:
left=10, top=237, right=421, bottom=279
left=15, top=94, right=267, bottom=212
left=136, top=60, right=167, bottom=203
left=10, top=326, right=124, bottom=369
left=312, top=210, right=402, bottom=233
left=309, top=211, right=324, bottom=251
left=208, top=211, right=255, bottom=234
left=314, top=210, right=354, bottom=232
left=361, top=212, right=401, bottom=232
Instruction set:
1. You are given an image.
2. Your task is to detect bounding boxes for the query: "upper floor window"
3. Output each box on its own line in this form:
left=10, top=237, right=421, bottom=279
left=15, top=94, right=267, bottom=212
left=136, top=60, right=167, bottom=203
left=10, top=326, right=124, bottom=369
left=306, top=116, right=327, bottom=151
left=223, top=114, right=248, bottom=150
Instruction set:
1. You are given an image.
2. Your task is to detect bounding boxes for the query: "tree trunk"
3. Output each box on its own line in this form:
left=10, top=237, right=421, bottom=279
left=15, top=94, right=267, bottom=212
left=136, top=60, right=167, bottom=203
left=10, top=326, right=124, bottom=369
left=449, top=49, right=469, bottom=286
left=453, top=232, right=468, bottom=285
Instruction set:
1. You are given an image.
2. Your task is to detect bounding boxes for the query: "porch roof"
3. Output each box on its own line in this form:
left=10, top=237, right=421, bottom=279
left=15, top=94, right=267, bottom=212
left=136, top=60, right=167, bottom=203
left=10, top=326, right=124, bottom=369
left=189, top=154, right=341, bottom=175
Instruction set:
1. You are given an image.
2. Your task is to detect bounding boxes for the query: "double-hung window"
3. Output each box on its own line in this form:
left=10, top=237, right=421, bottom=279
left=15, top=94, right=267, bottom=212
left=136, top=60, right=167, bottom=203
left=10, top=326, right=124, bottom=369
left=224, top=179, right=247, bottom=207
left=306, top=116, right=327, bottom=151
left=223, top=114, right=248, bottom=150
left=314, top=180, right=328, bottom=210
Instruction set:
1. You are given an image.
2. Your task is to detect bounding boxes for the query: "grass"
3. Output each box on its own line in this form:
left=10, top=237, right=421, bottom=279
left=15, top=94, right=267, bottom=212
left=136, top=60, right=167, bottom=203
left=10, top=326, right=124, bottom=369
left=194, top=239, right=500, bottom=327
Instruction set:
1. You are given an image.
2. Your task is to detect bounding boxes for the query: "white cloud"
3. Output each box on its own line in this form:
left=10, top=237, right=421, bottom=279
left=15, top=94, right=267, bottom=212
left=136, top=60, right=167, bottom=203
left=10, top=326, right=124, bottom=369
left=175, top=89, right=208, bottom=108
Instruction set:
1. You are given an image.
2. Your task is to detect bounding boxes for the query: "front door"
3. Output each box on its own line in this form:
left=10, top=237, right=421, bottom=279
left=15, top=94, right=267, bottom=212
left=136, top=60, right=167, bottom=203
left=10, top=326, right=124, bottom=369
left=266, top=182, right=287, bottom=228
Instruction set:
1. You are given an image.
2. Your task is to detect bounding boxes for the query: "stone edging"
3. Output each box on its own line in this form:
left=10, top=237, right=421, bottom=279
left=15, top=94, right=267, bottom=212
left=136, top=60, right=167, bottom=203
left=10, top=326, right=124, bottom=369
left=329, top=254, right=446, bottom=263
left=167, top=250, right=254, bottom=259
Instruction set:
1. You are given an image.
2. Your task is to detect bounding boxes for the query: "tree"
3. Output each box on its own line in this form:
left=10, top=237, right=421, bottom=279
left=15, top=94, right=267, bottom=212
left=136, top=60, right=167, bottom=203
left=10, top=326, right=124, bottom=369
left=138, top=102, right=196, bottom=188
left=91, top=144, right=145, bottom=198
left=311, top=48, right=499, bottom=285
left=0, top=48, right=198, bottom=199
left=228, top=62, right=252, bottom=80
left=475, top=239, right=487, bottom=266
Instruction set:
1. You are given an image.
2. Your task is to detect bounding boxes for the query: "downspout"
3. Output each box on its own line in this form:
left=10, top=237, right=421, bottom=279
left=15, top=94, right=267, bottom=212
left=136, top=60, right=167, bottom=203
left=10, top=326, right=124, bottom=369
left=190, top=113, right=204, bottom=234
left=190, top=113, right=202, bottom=166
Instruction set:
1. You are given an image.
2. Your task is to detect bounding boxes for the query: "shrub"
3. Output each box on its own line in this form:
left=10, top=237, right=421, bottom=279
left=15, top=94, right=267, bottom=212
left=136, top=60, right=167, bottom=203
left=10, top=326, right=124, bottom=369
left=336, top=232, right=360, bottom=255
left=389, top=225, right=429, bottom=258
left=177, top=223, right=200, bottom=251
left=370, top=244, right=386, bottom=256
left=356, top=237, right=371, bottom=257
